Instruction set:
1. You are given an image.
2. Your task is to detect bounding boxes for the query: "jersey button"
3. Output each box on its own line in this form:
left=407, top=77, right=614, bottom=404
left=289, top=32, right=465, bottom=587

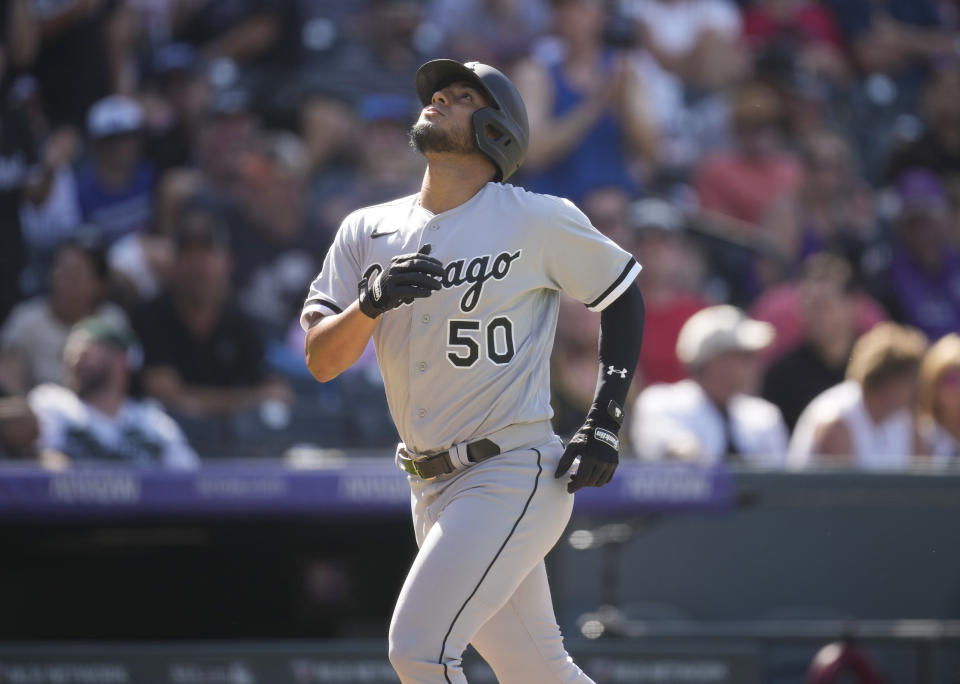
left=418, top=362, right=427, bottom=372
left=421, top=314, right=430, bottom=324
left=417, top=408, right=427, bottom=418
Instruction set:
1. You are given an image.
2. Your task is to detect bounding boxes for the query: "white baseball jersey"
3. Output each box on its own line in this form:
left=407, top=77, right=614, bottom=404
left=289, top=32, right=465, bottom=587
left=301, top=182, right=641, bottom=454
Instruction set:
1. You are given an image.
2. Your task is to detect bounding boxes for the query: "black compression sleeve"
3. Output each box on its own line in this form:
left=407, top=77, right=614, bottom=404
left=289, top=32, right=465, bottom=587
left=589, top=282, right=645, bottom=428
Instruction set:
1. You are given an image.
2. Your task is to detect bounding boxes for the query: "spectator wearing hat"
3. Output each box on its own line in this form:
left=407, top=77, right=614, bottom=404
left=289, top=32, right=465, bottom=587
left=196, top=88, right=260, bottom=199
left=788, top=322, right=928, bottom=470
left=25, top=316, right=197, bottom=469
left=133, top=199, right=292, bottom=453
left=76, top=95, right=156, bottom=244
left=0, top=238, right=127, bottom=395
left=865, top=168, right=960, bottom=340
left=630, top=305, right=788, bottom=466
left=916, top=333, right=960, bottom=463
left=628, top=197, right=710, bottom=386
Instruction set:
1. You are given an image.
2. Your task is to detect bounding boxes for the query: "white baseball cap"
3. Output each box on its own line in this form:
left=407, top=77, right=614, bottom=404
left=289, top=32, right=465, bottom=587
left=87, top=95, right=144, bottom=139
left=676, top=305, right=775, bottom=367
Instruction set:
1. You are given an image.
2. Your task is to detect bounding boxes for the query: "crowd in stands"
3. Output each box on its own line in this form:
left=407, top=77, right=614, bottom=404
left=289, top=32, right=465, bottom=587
left=0, top=0, right=957, bottom=470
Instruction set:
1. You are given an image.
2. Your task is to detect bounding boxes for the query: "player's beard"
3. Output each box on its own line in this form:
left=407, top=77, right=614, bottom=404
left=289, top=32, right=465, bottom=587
left=409, top=120, right=478, bottom=155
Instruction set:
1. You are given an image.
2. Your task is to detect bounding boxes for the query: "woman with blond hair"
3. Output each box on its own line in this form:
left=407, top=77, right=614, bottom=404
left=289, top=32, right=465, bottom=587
left=787, top=322, right=928, bottom=470
left=916, top=334, right=960, bottom=463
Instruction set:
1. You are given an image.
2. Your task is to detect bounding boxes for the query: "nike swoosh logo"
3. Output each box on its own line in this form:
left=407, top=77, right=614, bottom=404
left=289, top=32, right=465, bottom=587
left=370, top=229, right=399, bottom=239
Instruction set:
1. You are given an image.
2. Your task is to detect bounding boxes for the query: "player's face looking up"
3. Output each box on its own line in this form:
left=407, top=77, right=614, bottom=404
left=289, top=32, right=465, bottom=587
left=408, top=82, right=490, bottom=155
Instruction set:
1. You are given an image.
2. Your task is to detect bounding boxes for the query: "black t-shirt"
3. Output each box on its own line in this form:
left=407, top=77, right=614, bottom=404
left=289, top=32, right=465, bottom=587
left=134, top=293, right=265, bottom=388
left=762, top=342, right=848, bottom=430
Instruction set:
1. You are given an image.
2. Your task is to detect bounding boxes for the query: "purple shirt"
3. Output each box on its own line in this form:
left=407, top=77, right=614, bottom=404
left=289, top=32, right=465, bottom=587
left=891, top=247, right=960, bottom=340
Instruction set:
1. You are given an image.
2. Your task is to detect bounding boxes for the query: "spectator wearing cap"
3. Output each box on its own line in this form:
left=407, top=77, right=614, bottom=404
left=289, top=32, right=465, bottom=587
left=25, top=316, right=197, bottom=469
left=76, top=95, right=156, bottom=244
left=761, top=254, right=865, bottom=430
left=0, top=239, right=128, bottom=395
left=788, top=322, right=928, bottom=470
left=916, top=333, right=960, bottom=463
left=865, top=168, right=960, bottom=341
left=628, top=197, right=710, bottom=386
left=133, top=199, right=292, bottom=453
left=630, top=305, right=788, bottom=466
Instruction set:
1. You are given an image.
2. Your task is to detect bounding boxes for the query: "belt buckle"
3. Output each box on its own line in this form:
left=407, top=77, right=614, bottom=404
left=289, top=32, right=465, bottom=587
left=399, top=447, right=439, bottom=481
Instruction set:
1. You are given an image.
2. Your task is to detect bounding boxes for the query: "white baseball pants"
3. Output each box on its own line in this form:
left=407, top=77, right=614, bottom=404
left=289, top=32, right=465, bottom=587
left=388, top=435, right=595, bottom=683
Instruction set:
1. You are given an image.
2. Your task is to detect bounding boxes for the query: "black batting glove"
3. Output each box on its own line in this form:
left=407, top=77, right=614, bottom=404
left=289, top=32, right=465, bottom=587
left=555, top=400, right=624, bottom=493
left=358, top=244, right=444, bottom=318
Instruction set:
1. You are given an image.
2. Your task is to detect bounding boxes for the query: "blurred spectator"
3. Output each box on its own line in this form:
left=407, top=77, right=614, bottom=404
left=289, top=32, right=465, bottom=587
left=916, top=333, right=960, bottom=462
left=0, top=238, right=126, bottom=394
left=196, top=87, right=259, bottom=198
left=26, top=316, right=198, bottom=469
left=307, top=0, right=430, bottom=101
left=0, top=98, right=40, bottom=325
left=0, top=396, right=39, bottom=459
left=513, top=0, right=659, bottom=204
left=143, top=42, right=211, bottom=174
left=694, top=80, right=803, bottom=300
left=761, top=254, right=862, bottom=429
left=824, top=0, right=954, bottom=78
left=299, top=92, right=357, bottom=185
left=623, top=0, right=749, bottom=92
left=172, top=0, right=301, bottom=73
left=884, top=63, right=960, bottom=185
left=763, top=129, right=877, bottom=273
left=311, top=93, right=423, bottom=228
left=76, top=95, right=156, bottom=243
left=743, top=0, right=850, bottom=85
left=18, top=125, right=82, bottom=296
left=579, top=184, right=634, bottom=247
left=628, top=198, right=709, bottom=386
left=427, top=0, right=551, bottom=66
left=132, top=202, right=291, bottom=424
left=28, top=0, right=119, bottom=129
left=551, top=294, right=601, bottom=439
left=224, top=130, right=330, bottom=339
left=788, top=322, right=928, bottom=469
left=865, top=168, right=960, bottom=340
left=696, top=80, right=803, bottom=232
left=749, top=262, right=887, bottom=362
left=630, top=305, right=788, bottom=465
left=2, top=0, right=40, bottom=79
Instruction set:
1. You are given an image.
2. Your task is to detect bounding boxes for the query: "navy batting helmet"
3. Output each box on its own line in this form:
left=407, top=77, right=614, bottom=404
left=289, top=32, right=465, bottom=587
left=415, top=59, right=529, bottom=182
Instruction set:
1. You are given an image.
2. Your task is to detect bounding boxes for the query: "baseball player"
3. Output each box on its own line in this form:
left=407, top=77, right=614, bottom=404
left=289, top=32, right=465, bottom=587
left=302, top=59, right=644, bottom=684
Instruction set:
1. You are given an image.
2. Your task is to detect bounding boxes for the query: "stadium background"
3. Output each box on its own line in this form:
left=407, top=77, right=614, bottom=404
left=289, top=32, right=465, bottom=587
left=0, top=0, right=959, bottom=682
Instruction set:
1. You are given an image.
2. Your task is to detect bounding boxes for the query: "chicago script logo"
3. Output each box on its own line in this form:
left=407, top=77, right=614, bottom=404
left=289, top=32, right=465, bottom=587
left=362, top=249, right=522, bottom=312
